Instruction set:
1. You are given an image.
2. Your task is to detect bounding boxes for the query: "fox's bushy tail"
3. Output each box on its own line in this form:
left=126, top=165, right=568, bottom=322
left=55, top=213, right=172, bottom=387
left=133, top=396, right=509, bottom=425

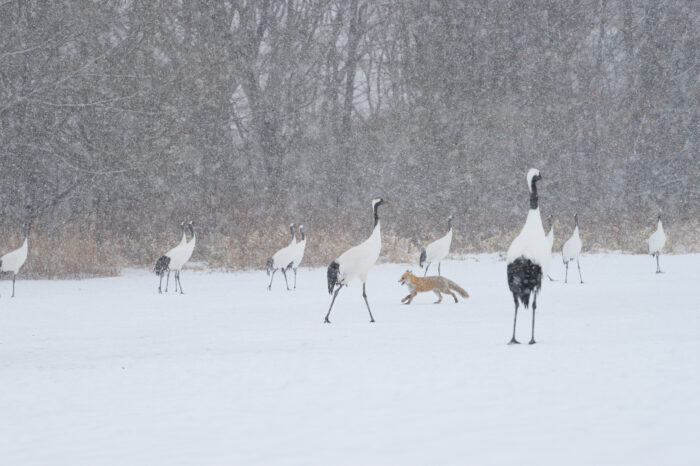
left=446, top=279, right=469, bottom=298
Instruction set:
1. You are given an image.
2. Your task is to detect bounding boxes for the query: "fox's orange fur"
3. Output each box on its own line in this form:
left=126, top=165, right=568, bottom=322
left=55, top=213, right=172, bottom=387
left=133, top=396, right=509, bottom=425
left=398, top=271, right=469, bottom=304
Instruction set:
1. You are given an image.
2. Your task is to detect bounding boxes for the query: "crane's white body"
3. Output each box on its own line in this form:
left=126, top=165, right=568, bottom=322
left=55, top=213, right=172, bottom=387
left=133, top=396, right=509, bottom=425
left=562, top=226, right=582, bottom=264
left=423, top=228, right=452, bottom=265
left=648, top=220, right=666, bottom=255
left=291, top=234, right=306, bottom=269
left=546, top=225, right=554, bottom=252
left=178, top=231, right=196, bottom=270
left=506, top=209, right=551, bottom=274
left=164, top=231, right=189, bottom=270
left=0, top=237, right=28, bottom=274
left=271, top=235, right=297, bottom=271
left=335, top=222, right=381, bottom=285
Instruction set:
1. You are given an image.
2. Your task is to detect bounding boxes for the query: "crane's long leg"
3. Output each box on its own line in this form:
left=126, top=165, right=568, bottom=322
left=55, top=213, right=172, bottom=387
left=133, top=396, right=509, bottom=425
left=324, top=286, right=341, bottom=323
left=547, top=274, right=556, bottom=281
left=509, top=295, right=520, bottom=344
left=281, top=269, right=291, bottom=291
left=12, top=272, right=16, bottom=298
left=362, top=282, right=376, bottom=323
left=438, top=262, right=441, bottom=276
left=177, top=271, right=184, bottom=294
left=564, top=262, right=569, bottom=283
left=424, top=263, right=430, bottom=277
left=294, top=268, right=297, bottom=289
left=577, top=258, right=583, bottom=283
left=158, top=273, right=164, bottom=294
left=174, top=271, right=178, bottom=293
left=656, top=253, right=662, bottom=273
left=529, top=293, right=537, bottom=345
left=165, top=271, right=171, bottom=292
left=267, top=270, right=276, bottom=290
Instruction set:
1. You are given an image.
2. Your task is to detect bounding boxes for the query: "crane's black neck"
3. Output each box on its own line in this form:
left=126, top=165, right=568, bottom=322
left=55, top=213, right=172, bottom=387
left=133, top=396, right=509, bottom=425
left=574, top=214, right=578, bottom=227
left=529, top=181, right=539, bottom=210
left=447, top=217, right=453, bottom=231
left=373, top=204, right=381, bottom=227
left=188, top=223, right=195, bottom=238
left=547, top=215, right=553, bottom=230
left=300, top=229, right=305, bottom=240
left=289, top=225, right=296, bottom=239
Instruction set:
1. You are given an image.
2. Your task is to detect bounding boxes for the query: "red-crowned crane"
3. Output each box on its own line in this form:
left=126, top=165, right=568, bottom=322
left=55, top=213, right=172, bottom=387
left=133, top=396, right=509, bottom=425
left=266, top=224, right=296, bottom=291
left=419, top=215, right=453, bottom=276
left=0, top=224, right=29, bottom=297
left=506, top=169, right=550, bottom=345
left=648, top=214, right=666, bottom=273
left=154, top=222, right=187, bottom=293
left=562, top=214, right=583, bottom=284
left=325, top=198, right=388, bottom=323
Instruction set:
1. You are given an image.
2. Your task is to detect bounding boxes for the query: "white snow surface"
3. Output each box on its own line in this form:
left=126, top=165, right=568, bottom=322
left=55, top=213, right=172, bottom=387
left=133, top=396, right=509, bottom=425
left=1, top=253, right=698, bottom=466
left=506, top=208, right=552, bottom=273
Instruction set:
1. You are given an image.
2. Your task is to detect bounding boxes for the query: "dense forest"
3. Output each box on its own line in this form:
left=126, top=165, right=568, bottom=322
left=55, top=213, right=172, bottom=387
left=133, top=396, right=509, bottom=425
left=1, top=0, right=698, bottom=276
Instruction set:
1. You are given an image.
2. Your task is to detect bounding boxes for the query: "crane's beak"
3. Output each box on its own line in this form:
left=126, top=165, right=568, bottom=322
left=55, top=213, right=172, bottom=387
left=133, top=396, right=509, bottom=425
left=383, top=200, right=392, bottom=206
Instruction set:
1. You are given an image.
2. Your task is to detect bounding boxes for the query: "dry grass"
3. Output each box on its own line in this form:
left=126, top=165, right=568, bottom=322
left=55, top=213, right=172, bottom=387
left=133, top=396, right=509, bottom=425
left=0, top=220, right=697, bottom=279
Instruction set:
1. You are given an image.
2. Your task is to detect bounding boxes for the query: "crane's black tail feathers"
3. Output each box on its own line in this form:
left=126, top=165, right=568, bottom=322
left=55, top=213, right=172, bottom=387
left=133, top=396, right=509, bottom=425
left=154, top=256, right=170, bottom=275
left=327, top=261, right=340, bottom=294
left=266, top=257, right=274, bottom=276
left=419, top=249, right=427, bottom=268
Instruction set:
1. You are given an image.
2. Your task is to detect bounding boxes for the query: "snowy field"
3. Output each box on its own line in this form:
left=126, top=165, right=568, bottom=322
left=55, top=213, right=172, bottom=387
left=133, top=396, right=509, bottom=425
left=0, top=253, right=698, bottom=466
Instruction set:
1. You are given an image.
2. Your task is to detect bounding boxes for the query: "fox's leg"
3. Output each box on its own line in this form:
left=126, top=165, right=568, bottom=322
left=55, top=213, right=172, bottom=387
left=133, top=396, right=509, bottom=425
left=401, top=294, right=412, bottom=304
left=433, top=290, right=442, bottom=304
left=405, top=291, right=417, bottom=304
left=446, top=289, right=458, bottom=303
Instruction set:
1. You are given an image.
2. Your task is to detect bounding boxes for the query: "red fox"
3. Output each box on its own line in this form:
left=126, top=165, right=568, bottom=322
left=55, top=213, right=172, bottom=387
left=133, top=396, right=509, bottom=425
left=398, top=270, right=469, bottom=304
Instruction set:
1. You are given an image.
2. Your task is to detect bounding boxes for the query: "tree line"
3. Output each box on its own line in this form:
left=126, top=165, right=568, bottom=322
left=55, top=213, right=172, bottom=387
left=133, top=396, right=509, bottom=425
left=1, top=0, right=697, bottom=275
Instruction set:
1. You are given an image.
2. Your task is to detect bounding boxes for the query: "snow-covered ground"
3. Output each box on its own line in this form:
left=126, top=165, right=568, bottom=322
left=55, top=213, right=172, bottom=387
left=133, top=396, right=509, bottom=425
left=0, top=253, right=698, bottom=466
